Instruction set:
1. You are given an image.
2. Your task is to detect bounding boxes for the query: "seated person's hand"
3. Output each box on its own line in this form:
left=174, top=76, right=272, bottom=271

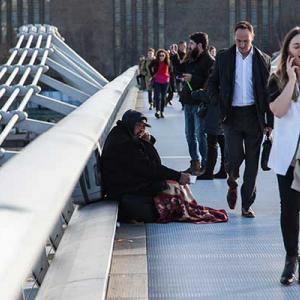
left=179, top=172, right=190, bottom=185
left=140, top=130, right=151, bottom=142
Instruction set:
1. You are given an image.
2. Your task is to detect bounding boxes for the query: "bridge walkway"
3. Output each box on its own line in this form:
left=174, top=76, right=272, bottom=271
left=139, top=92, right=299, bottom=299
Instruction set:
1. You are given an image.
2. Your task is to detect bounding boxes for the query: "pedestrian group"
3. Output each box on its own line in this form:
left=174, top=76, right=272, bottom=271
left=104, top=21, right=300, bottom=286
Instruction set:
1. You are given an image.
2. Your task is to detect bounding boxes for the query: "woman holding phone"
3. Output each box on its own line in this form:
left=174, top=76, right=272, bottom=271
left=268, top=26, right=300, bottom=285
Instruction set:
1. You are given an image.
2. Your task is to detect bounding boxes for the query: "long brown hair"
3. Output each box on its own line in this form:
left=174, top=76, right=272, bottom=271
left=274, top=26, right=300, bottom=101
left=155, top=49, right=170, bottom=65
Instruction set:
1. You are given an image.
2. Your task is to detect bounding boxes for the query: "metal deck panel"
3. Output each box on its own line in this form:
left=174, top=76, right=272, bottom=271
left=141, top=94, right=299, bottom=299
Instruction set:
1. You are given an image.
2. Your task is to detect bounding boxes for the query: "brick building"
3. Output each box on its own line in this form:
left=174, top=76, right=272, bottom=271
left=0, top=0, right=299, bottom=78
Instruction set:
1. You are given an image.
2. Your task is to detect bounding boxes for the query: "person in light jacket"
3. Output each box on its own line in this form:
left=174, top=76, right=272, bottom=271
left=267, top=26, right=300, bottom=286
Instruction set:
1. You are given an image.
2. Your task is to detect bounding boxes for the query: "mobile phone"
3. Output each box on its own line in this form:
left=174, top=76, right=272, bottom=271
left=190, top=175, right=197, bottom=184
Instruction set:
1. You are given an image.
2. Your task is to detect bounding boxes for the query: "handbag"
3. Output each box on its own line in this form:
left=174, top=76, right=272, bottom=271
left=261, top=132, right=272, bottom=171
left=191, top=89, right=209, bottom=118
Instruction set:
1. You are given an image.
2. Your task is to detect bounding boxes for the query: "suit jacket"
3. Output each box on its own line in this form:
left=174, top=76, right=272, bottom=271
left=208, top=45, right=273, bottom=130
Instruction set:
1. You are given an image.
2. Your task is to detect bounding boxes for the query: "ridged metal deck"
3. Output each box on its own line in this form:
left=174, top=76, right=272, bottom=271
left=142, top=95, right=299, bottom=299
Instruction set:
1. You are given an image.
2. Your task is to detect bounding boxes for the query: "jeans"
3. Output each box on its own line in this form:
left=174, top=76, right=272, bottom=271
left=277, top=166, right=300, bottom=257
left=153, top=82, right=169, bottom=112
left=184, top=104, right=207, bottom=165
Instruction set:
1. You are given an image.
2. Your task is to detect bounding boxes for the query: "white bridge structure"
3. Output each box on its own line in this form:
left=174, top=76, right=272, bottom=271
left=0, top=24, right=137, bottom=299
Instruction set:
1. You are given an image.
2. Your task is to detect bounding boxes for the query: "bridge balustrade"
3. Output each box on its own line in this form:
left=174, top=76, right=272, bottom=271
left=0, top=23, right=138, bottom=300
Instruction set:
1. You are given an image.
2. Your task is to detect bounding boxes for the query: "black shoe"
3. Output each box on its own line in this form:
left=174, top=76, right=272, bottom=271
left=149, top=103, right=153, bottom=110
left=227, top=186, right=237, bottom=209
left=241, top=207, right=255, bottom=218
left=214, top=167, right=227, bottom=179
left=280, top=255, right=297, bottom=285
left=155, top=111, right=160, bottom=119
left=160, top=112, right=165, bottom=118
left=197, top=171, right=214, bottom=180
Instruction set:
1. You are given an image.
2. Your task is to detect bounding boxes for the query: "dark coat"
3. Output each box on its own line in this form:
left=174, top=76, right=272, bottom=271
left=267, top=73, right=282, bottom=103
left=191, top=88, right=223, bottom=136
left=100, top=121, right=181, bottom=198
left=208, top=45, right=274, bottom=130
left=205, top=102, right=223, bottom=135
left=172, top=50, right=214, bottom=105
left=171, top=50, right=185, bottom=76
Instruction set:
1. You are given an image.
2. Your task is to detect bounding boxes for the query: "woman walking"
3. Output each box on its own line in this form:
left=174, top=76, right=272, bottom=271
left=142, top=48, right=156, bottom=110
left=268, top=26, right=300, bottom=285
left=149, top=49, right=170, bottom=118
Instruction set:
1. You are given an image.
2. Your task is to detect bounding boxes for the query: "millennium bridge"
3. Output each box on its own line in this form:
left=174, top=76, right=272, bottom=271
left=0, top=25, right=298, bottom=300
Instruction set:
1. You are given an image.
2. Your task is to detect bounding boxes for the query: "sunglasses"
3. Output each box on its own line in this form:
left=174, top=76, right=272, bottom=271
left=159, top=54, right=165, bottom=57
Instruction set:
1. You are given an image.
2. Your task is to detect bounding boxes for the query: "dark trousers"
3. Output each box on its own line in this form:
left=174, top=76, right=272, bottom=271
left=148, top=90, right=153, bottom=104
left=166, top=74, right=175, bottom=103
left=223, top=105, right=263, bottom=209
left=136, top=74, right=145, bottom=89
left=118, top=194, right=159, bottom=223
left=118, top=180, right=167, bottom=223
left=153, top=82, right=169, bottom=112
left=277, top=167, right=300, bottom=257
left=206, top=134, right=218, bottom=175
left=217, top=134, right=225, bottom=164
left=205, top=134, right=226, bottom=175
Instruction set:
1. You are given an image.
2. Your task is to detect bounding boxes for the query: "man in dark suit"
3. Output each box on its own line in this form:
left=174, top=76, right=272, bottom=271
left=208, top=21, right=273, bottom=217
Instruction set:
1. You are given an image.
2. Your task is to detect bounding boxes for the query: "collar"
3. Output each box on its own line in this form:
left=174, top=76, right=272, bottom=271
left=236, top=46, right=254, bottom=59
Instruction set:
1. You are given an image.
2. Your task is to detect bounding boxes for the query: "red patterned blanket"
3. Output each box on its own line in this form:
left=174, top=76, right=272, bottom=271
left=154, top=180, right=228, bottom=224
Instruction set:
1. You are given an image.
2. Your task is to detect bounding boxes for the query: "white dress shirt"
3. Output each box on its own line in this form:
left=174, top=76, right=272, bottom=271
left=269, top=87, right=300, bottom=175
left=232, top=47, right=255, bottom=107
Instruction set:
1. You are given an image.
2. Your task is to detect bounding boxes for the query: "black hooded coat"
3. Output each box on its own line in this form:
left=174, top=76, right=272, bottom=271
left=100, top=110, right=181, bottom=198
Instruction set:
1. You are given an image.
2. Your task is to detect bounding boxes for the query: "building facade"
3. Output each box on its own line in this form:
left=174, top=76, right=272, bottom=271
left=0, top=0, right=299, bottom=78
left=0, top=0, right=50, bottom=62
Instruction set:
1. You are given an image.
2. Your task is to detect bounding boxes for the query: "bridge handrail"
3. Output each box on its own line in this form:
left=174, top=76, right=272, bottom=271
left=0, top=66, right=137, bottom=300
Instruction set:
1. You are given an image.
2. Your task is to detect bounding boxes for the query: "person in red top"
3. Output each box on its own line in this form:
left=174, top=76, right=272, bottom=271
left=149, top=49, right=170, bottom=118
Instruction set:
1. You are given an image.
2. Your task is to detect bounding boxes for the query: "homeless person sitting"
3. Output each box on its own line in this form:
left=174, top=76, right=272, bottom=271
left=100, top=109, right=228, bottom=224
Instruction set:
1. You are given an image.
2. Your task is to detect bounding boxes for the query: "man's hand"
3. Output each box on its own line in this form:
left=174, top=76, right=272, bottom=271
left=183, top=73, right=192, bottom=81
left=179, top=172, right=191, bottom=185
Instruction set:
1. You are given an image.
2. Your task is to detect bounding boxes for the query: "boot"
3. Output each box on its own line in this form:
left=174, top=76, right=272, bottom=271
left=183, top=160, right=201, bottom=176
left=280, top=255, right=297, bottom=285
left=197, top=142, right=217, bottom=180
left=191, top=160, right=201, bottom=176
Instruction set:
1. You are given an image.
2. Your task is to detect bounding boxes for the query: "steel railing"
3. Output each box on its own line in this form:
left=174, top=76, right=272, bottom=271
left=0, top=66, right=137, bottom=300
